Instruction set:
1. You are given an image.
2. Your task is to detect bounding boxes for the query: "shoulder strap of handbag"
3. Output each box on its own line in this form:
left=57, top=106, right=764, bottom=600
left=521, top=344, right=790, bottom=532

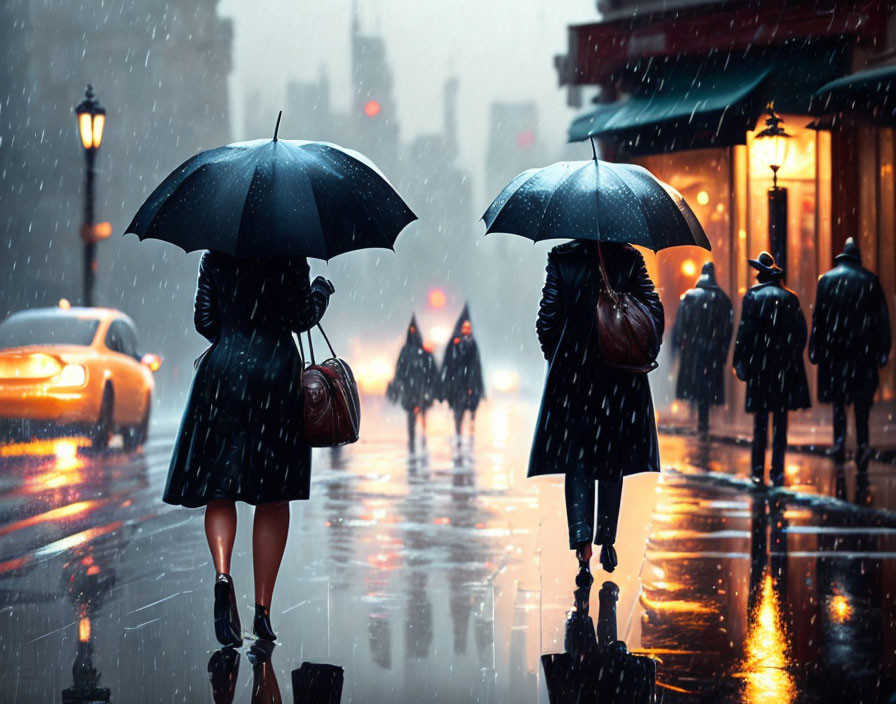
left=297, top=324, right=337, bottom=367
left=596, top=240, right=618, bottom=302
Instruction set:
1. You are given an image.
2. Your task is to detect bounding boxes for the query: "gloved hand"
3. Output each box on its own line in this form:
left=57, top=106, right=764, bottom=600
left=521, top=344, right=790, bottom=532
left=312, top=276, right=335, bottom=295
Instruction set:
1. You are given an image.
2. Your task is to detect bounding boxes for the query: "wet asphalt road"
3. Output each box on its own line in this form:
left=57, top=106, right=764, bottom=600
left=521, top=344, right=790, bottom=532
left=0, top=398, right=894, bottom=703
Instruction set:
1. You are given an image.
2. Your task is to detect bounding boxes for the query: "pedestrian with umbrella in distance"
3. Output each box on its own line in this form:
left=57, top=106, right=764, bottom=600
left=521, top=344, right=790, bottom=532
left=809, top=237, right=891, bottom=476
left=733, top=251, right=810, bottom=488
left=387, top=314, right=441, bottom=449
left=483, top=142, right=710, bottom=577
left=671, top=261, right=734, bottom=439
left=441, top=304, right=485, bottom=441
left=125, top=113, right=415, bottom=647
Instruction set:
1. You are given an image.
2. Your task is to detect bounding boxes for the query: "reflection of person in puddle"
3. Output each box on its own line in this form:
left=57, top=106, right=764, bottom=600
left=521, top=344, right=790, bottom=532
left=542, top=580, right=656, bottom=702
left=530, top=241, right=663, bottom=576
left=208, top=642, right=282, bottom=704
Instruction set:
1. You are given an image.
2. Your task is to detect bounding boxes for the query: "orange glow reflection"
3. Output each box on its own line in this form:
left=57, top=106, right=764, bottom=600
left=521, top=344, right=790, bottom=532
left=0, top=436, right=90, bottom=459
left=741, top=574, right=794, bottom=704
left=829, top=594, right=851, bottom=623
left=0, top=500, right=98, bottom=537
left=79, top=617, right=91, bottom=642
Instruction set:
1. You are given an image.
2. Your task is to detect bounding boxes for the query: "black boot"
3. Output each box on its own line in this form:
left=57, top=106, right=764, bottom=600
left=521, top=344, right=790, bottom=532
left=599, top=544, right=617, bottom=573
left=253, top=604, right=277, bottom=641
left=214, top=574, right=243, bottom=647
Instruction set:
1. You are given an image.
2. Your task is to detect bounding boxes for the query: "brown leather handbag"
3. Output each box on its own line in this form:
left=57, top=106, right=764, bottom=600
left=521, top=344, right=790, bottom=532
left=298, top=325, right=361, bottom=447
left=594, top=241, right=660, bottom=373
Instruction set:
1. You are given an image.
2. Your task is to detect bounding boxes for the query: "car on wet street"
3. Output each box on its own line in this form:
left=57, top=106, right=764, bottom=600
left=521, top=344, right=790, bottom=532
left=0, top=306, right=160, bottom=450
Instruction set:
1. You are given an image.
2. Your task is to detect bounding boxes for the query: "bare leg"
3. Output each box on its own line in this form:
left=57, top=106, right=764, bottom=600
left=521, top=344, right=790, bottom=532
left=253, top=501, right=290, bottom=608
left=205, top=499, right=237, bottom=574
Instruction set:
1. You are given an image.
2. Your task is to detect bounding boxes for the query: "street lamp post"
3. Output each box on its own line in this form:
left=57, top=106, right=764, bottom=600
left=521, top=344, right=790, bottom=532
left=74, top=85, right=106, bottom=308
left=755, top=106, right=791, bottom=275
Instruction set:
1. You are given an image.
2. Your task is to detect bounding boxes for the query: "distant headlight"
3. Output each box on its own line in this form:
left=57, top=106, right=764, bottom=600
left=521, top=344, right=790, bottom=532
left=50, top=364, right=87, bottom=388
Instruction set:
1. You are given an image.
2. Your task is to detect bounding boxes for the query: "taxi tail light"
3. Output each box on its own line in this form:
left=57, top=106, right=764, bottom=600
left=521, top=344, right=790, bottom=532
left=141, top=353, right=162, bottom=372
left=0, top=352, right=63, bottom=381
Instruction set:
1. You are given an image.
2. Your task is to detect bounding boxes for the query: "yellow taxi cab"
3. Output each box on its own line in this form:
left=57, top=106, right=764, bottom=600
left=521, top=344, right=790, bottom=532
left=0, top=306, right=161, bottom=451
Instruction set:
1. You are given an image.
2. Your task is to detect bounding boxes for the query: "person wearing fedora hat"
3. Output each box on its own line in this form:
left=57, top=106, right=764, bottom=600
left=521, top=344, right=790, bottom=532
left=671, top=261, right=734, bottom=439
left=809, top=237, right=891, bottom=476
left=733, top=251, right=811, bottom=486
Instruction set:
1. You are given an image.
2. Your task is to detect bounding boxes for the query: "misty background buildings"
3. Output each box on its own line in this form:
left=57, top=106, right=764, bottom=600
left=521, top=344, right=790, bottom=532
left=0, top=1, right=591, bottom=410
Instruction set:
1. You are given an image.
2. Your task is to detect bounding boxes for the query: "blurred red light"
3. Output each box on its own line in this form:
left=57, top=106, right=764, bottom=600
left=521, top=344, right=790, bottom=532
left=516, top=129, right=535, bottom=148
left=428, top=288, right=446, bottom=309
left=364, top=100, right=381, bottom=117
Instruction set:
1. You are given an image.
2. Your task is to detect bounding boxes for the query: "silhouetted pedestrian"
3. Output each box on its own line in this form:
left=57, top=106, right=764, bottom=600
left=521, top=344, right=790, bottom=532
left=671, top=261, right=733, bottom=438
left=733, top=251, right=810, bottom=486
left=387, top=316, right=441, bottom=447
left=529, top=241, right=663, bottom=574
left=810, top=237, right=891, bottom=473
left=441, top=305, right=485, bottom=438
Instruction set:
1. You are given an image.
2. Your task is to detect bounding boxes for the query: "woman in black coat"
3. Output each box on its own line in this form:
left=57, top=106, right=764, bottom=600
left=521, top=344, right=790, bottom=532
left=387, top=316, right=441, bottom=446
left=530, top=240, right=663, bottom=575
left=671, top=262, right=733, bottom=437
left=164, top=250, right=333, bottom=646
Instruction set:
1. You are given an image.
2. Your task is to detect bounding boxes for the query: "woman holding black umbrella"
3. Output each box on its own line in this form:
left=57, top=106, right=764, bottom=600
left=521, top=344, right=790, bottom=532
left=126, top=115, right=415, bottom=646
left=483, top=153, right=709, bottom=577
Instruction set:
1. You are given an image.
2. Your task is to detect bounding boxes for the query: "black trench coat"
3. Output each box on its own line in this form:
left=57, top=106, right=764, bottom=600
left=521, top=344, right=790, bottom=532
left=528, top=241, right=664, bottom=481
left=733, top=279, right=810, bottom=413
left=388, top=326, right=441, bottom=412
left=809, top=254, right=891, bottom=405
left=671, top=272, right=733, bottom=405
left=164, top=251, right=330, bottom=508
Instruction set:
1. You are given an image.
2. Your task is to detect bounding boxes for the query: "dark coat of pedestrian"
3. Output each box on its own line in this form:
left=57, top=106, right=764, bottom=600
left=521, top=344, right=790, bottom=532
left=733, top=254, right=811, bottom=414
left=529, top=241, right=664, bottom=481
left=733, top=251, right=809, bottom=485
left=164, top=251, right=332, bottom=508
left=441, top=306, right=485, bottom=418
left=387, top=316, right=441, bottom=412
left=671, top=261, right=733, bottom=408
left=809, top=237, right=891, bottom=469
left=809, top=237, right=891, bottom=406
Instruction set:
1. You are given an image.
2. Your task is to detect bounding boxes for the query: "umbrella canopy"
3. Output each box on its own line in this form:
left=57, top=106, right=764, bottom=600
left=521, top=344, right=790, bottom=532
left=125, top=115, right=416, bottom=260
left=482, top=157, right=710, bottom=252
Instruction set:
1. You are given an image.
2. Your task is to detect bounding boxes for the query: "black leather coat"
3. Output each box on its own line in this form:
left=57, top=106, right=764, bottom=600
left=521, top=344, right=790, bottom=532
left=733, top=277, right=810, bottom=413
left=164, top=251, right=330, bottom=508
left=388, top=327, right=441, bottom=412
left=528, top=241, right=663, bottom=480
left=809, top=254, right=891, bottom=404
left=671, top=275, right=733, bottom=405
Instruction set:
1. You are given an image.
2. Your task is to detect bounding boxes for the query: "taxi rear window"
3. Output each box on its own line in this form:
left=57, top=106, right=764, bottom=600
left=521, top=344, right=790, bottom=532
left=0, top=316, right=100, bottom=349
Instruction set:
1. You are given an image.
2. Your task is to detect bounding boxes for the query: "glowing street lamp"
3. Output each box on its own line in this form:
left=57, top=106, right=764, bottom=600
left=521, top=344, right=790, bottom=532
left=754, top=106, right=791, bottom=274
left=74, top=85, right=107, bottom=308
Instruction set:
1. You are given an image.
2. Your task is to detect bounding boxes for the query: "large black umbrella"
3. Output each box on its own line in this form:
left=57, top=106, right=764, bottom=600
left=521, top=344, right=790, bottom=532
left=482, top=153, right=710, bottom=252
left=125, top=114, right=416, bottom=259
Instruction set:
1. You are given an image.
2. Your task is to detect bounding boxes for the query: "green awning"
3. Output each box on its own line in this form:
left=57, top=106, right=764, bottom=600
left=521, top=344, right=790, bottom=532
left=812, top=64, right=896, bottom=125
left=569, top=64, right=772, bottom=150
left=569, top=40, right=851, bottom=155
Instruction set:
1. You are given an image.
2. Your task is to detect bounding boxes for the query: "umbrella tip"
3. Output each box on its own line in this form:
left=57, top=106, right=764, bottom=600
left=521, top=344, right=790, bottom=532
left=273, top=111, right=282, bottom=141
left=590, top=136, right=597, bottom=161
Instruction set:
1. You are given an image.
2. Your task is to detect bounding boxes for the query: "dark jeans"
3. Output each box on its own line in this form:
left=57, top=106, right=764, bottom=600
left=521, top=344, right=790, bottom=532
left=833, top=400, right=871, bottom=471
left=752, top=411, right=788, bottom=486
left=565, top=472, right=623, bottom=549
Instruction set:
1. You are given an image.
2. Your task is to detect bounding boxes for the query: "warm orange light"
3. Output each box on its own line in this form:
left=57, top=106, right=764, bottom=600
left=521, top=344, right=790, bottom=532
left=429, top=325, right=450, bottom=345
left=141, top=353, right=162, bottom=372
left=696, top=190, right=709, bottom=206
left=354, top=357, right=392, bottom=395
left=364, top=100, right=381, bottom=117
left=681, top=259, right=697, bottom=277
left=491, top=369, right=519, bottom=394
left=93, top=221, right=112, bottom=240
left=428, top=288, right=447, bottom=309
left=829, top=594, right=851, bottom=623
left=0, top=352, right=62, bottom=381
left=79, top=617, right=91, bottom=642
left=0, top=436, right=90, bottom=459
left=58, top=298, right=71, bottom=310
left=0, top=500, right=98, bottom=537
left=741, top=574, right=794, bottom=704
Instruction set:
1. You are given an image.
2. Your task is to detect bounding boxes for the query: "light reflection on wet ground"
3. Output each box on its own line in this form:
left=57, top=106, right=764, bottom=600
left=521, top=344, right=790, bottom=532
left=0, top=399, right=893, bottom=702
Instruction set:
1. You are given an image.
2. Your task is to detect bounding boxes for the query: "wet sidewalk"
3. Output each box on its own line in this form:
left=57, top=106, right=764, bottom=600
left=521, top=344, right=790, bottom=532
left=0, top=399, right=893, bottom=702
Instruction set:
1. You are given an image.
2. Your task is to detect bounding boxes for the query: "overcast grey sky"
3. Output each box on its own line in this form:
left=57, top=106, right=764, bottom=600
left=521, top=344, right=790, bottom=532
left=219, top=0, right=597, bottom=188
